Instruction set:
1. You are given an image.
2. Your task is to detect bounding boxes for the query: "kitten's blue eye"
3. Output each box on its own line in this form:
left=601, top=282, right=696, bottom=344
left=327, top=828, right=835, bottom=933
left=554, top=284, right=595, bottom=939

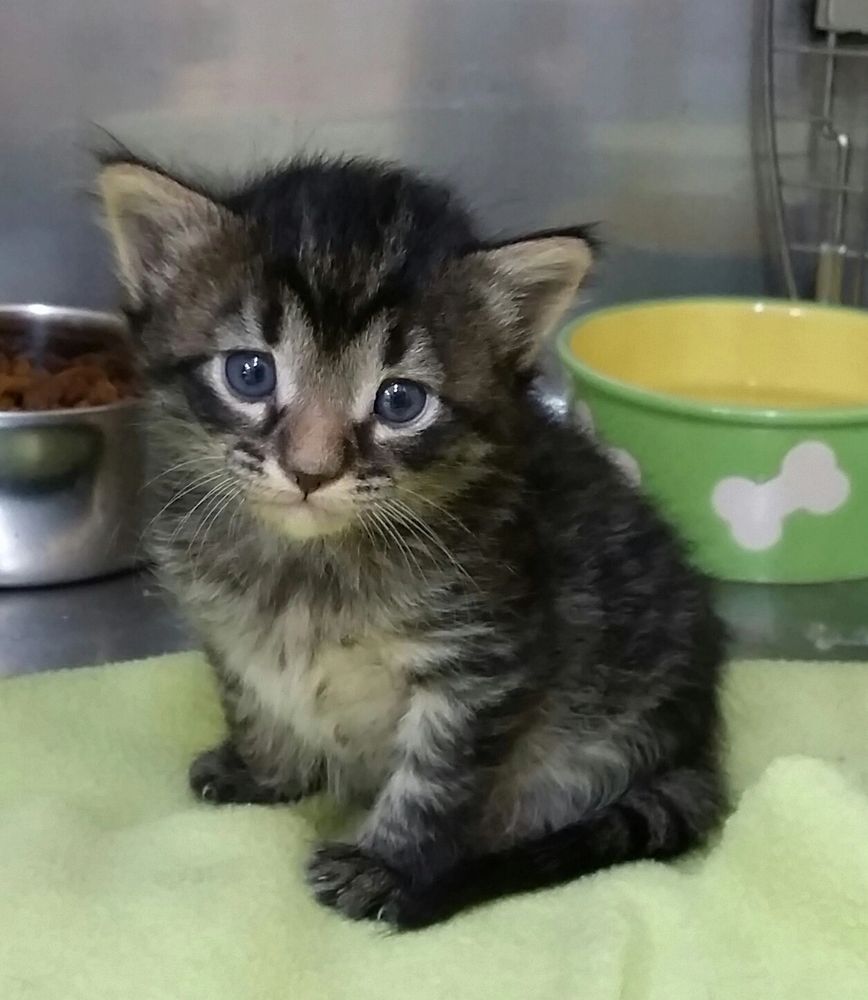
left=374, top=379, right=428, bottom=425
left=224, top=351, right=276, bottom=400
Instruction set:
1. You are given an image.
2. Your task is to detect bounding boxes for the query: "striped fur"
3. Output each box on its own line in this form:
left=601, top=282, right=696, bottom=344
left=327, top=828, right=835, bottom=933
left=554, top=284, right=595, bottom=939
left=98, top=153, right=725, bottom=927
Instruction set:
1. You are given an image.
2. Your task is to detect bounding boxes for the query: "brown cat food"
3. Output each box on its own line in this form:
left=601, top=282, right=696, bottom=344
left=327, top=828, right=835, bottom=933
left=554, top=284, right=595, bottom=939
left=0, top=350, right=137, bottom=411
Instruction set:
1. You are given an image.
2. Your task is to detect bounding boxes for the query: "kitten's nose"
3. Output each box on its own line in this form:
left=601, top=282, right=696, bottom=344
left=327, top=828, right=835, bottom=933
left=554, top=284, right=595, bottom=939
left=292, top=471, right=334, bottom=496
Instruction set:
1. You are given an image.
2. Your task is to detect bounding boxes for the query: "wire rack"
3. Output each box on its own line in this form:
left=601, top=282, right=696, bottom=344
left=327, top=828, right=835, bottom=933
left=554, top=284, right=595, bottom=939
left=760, top=0, right=868, bottom=306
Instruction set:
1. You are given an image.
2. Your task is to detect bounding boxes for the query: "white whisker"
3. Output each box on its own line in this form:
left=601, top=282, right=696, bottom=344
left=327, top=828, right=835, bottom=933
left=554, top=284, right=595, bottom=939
left=227, top=490, right=248, bottom=540
left=393, top=484, right=475, bottom=537
left=144, top=469, right=228, bottom=536
left=380, top=497, right=479, bottom=592
left=140, top=456, right=216, bottom=492
left=365, top=506, right=426, bottom=583
left=192, top=486, right=244, bottom=556
left=167, top=477, right=235, bottom=548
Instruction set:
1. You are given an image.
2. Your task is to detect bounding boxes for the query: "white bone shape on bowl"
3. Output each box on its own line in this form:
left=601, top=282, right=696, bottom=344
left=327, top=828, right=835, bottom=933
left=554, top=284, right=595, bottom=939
left=712, top=441, right=850, bottom=551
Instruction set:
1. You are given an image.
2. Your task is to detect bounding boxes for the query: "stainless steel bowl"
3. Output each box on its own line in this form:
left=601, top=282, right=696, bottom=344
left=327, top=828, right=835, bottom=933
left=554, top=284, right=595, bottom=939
left=0, top=305, right=144, bottom=586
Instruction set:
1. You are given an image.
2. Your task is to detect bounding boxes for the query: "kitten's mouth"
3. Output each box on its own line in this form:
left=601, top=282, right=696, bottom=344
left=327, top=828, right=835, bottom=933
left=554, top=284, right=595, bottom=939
left=250, top=495, right=353, bottom=540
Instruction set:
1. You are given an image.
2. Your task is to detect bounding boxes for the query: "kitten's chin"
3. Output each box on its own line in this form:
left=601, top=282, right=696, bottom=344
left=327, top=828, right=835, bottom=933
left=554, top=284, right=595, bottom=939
left=251, top=499, right=353, bottom=541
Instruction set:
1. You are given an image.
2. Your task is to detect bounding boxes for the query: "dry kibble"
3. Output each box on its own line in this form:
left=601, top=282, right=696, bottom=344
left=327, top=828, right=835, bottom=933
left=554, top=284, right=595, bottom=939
left=0, top=374, right=31, bottom=395
left=85, top=379, right=120, bottom=406
left=0, top=348, right=137, bottom=411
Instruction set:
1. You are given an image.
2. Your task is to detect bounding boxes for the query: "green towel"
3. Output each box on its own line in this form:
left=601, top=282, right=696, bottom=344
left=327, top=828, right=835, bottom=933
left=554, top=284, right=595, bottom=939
left=1, top=655, right=867, bottom=1000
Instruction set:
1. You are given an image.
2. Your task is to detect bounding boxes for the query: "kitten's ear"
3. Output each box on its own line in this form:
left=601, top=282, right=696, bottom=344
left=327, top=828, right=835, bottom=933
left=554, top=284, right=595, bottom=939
left=98, top=162, right=227, bottom=304
left=469, top=231, right=594, bottom=369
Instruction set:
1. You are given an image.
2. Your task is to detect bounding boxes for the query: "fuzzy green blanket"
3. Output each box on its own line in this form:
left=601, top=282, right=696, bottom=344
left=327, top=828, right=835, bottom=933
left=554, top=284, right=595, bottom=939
left=1, top=654, right=867, bottom=999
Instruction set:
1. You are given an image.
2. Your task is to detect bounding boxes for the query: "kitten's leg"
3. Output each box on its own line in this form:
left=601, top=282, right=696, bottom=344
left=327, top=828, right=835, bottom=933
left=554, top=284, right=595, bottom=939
left=417, top=761, right=724, bottom=924
left=308, top=750, right=722, bottom=926
left=191, top=649, right=322, bottom=806
left=307, top=678, right=509, bottom=926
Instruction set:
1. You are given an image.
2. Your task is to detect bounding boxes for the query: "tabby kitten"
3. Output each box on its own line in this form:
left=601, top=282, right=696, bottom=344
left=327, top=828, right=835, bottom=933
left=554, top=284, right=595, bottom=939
left=98, top=153, right=724, bottom=927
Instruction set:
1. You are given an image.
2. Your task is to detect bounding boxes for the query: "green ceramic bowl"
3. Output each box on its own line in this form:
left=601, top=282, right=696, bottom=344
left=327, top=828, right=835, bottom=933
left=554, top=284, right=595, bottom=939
left=558, top=298, right=868, bottom=583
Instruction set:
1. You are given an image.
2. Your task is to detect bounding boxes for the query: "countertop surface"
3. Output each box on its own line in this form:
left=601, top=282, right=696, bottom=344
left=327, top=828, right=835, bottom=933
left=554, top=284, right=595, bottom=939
left=2, top=570, right=868, bottom=677
left=0, top=570, right=193, bottom=677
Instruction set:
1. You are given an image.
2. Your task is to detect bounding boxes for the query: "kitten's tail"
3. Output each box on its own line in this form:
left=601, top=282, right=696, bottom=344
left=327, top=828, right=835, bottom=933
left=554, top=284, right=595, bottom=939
left=400, top=765, right=723, bottom=929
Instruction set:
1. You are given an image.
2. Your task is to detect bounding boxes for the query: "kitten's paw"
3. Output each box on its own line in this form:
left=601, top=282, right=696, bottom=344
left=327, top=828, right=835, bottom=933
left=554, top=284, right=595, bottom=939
left=307, top=842, right=415, bottom=926
left=189, top=743, right=291, bottom=806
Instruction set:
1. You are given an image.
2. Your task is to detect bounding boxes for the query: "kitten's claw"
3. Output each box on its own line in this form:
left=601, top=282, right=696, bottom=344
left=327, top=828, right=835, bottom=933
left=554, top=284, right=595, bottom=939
left=306, top=842, right=416, bottom=926
left=189, top=743, right=293, bottom=806
left=198, top=780, right=219, bottom=802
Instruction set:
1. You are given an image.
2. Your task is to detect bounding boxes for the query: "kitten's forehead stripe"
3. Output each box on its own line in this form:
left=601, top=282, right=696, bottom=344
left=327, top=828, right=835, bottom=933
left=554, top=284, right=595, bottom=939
left=383, top=322, right=407, bottom=368
left=349, top=270, right=408, bottom=336
left=217, top=294, right=243, bottom=323
left=264, top=259, right=320, bottom=334
left=259, top=288, right=284, bottom=347
left=222, top=159, right=477, bottom=357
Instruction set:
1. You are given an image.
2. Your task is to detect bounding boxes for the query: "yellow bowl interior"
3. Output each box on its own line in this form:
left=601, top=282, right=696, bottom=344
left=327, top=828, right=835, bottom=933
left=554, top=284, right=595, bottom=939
left=567, top=299, right=868, bottom=410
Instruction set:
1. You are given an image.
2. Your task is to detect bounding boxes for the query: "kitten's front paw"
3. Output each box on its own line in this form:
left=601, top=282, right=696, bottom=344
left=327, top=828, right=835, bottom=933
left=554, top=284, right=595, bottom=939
left=189, top=743, right=291, bottom=806
left=307, top=843, right=414, bottom=925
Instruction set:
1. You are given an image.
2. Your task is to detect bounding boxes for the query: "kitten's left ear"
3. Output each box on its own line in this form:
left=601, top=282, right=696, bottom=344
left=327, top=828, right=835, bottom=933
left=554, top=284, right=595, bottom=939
left=468, top=230, right=594, bottom=369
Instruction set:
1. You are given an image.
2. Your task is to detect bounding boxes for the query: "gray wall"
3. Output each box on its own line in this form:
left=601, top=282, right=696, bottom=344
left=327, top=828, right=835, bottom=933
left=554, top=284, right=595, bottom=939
left=0, top=0, right=767, bottom=312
